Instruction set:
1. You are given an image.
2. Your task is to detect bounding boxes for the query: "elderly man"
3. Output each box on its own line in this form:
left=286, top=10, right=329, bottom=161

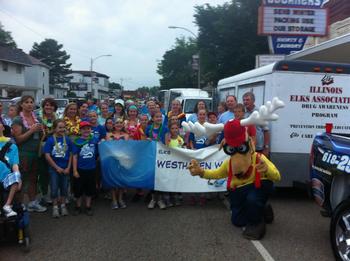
left=243, top=92, right=270, bottom=157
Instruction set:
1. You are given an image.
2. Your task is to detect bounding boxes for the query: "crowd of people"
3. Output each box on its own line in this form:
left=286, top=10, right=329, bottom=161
left=0, top=92, right=270, bottom=219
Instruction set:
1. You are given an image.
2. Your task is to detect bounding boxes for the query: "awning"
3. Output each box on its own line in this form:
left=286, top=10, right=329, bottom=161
left=286, top=33, right=350, bottom=63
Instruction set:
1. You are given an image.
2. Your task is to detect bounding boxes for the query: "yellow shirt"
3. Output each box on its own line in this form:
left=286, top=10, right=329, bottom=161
left=168, top=136, right=184, bottom=148
left=203, top=153, right=280, bottom=189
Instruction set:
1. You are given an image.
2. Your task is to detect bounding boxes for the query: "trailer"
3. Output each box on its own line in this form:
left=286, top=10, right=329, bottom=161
left=217, top=60, right=350, bottom=187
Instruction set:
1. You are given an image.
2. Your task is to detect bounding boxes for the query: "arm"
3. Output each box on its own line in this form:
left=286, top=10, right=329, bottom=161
left=72, top=154, right=79, bottom=178
left=188, top=159, right=229, bottom=180
left=45, top=153, right=64, bottom=173
left=262, top=129, right=270, bottom=157
left=11, top=124, right=35, bottom=145
left=64, top=153, right=72, bottom=175
left=257, top=154, right=280, bottom=182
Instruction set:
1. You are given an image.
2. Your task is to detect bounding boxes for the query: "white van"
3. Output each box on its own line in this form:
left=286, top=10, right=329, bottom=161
left=163, top=88, right=212, bottom=119
left=217, top=60, right=350, bottom=187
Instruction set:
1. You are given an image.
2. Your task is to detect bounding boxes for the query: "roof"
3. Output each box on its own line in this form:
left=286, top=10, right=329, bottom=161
left=286, top=33, right=350, bottom=63
left=0, top=46, right=32, bottom=66
left=27, top=55, right=50, bottom=69
left=70, top=70, right=109, bottom=79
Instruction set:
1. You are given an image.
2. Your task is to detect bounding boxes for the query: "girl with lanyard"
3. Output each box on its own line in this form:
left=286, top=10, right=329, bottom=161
left=145, top=111, right=168, bottom=209
left=44, top=119, right=73, bottom=218
left=63, top=102, right=81, bottom=141
left=124, top=104, right=139, bottom=140
left=38, top=97, right=58, bottom=204
left=12, top=95, right=47, bottom=213
left=106, top=117, right=129, bottom=209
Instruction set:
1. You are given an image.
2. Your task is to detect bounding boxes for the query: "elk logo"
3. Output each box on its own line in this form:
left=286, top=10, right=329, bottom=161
left=321, top=74, right=334, bottom=85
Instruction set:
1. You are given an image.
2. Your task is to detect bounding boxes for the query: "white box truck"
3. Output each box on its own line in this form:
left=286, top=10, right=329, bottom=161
left=217, top=60, right=350, bottom=187
left=162, top=88, right=213, bottom=120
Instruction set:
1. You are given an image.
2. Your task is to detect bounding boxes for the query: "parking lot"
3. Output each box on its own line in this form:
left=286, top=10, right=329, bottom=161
left=1, top=189, right=334, bottom=261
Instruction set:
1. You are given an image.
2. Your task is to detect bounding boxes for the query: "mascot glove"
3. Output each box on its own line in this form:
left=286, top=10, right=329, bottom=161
left=256, top=158, right=268, bottom=174
left=188, top=159, right=204, bottom=177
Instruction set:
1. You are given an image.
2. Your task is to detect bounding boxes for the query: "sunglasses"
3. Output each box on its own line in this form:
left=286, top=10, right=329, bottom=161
left=223, top=142, right=250, bottom=156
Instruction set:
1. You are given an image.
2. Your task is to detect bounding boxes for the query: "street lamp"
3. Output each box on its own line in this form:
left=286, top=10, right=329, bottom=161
left=168, top=25, right=200, bottom=89
left=90, top=54, right=112, bottom=98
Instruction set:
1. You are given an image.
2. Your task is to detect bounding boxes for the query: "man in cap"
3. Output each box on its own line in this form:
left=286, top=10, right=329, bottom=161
left=188, top=119, right=280, bottom=240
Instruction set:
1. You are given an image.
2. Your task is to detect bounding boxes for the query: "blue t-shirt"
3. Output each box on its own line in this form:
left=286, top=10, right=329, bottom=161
left=218, top=111, right=234, bottom=124
left=92, top=125, right=107, bottom=141
left=44, top=135, right=72, bottom=169
left=189, top=133, right=209, bottom=150
left=145, top=124, right=168, bottom=144
left=0, top=141, right=19, bottom=181
left=72, top=137, right=99, bottom=170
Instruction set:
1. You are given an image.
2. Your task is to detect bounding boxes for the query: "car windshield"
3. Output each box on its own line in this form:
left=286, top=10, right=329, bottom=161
left=183, top=99, right=212, bottom=114
left=55, top=99, right=68, bottom=108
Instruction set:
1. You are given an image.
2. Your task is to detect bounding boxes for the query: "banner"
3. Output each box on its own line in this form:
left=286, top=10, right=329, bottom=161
left=99, top=140, right=228, bottom=192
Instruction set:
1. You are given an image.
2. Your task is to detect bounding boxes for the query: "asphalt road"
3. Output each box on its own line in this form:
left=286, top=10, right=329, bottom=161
left=1, top=189, right=334, bottom=261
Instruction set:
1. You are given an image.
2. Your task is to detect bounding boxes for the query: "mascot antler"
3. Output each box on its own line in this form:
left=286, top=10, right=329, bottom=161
left=182, top=97, right=285, bottom=135
left=241, top=97, right=285, bottom=126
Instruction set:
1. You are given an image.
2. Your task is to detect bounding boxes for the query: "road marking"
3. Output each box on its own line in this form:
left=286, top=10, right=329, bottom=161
left=251, top=240, right=275, bottom=261
left=223, top=198, right=275, bottom=261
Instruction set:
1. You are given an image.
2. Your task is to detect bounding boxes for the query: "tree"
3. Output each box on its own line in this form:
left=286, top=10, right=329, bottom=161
left=0, top=22, right=17, bottom=48
left=30, top=39, right=72, bottom=85
left=194, top=0, right=269, bottom=85
left=157, top=37, right=198, bottom=89
left=109, top=82, right=122, bottom=90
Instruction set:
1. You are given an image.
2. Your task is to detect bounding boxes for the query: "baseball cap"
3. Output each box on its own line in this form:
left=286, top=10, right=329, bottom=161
left=114, top=99, right=125, bottom=107
left=224, top=119, right=247, bottom=147
left=80, top=121, right=92, bottom=128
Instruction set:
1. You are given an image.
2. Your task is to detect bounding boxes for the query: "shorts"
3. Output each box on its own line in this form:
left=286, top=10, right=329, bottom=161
left=2, top=172, right=21, bottom=190
left=73, top=168, right=96, bottom=198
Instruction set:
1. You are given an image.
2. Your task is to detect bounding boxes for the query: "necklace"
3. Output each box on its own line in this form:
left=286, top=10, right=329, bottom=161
left=73, top=134, right=93, bottom=147
left=53, top=134, right=67, bottom=153
left=20, top=111, right=39, bottom=129
left=40, top=110, right=56, bottom=129
left=149, top=123, right=163, bottom=141
left=64, top=116, right=81, bottom=135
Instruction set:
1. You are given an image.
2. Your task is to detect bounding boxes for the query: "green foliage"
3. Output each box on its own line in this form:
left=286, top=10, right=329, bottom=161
left=0, top=22, right=17, bottom=48
left=157, top=37, right=198, bottom=89
left=109, top=82, right=122, bottom=90
left=136, top=86, right=160, bottom=97
left=30, top=39, right=72, bottom=84
left=194, top=0, right=268, bottom=84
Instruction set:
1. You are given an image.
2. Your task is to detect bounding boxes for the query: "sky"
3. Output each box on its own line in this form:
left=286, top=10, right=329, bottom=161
left=0, top=0, right=228, bottom=90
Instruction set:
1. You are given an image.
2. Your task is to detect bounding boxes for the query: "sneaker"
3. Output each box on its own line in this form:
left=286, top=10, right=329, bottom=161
left=157, top=200, right=167, bottom=210
left=264, top=204, right=274, bottom=224
left=61, top=205, right=69, bottom=216
left=166, top=199, right=174, bottom=208
left=43, top=195, right=53, bottom=204
left=118, top=200, right=127, bottom=209
left=86, top=207, right=93, bottom=216
left=242, top=222, right=266, bottom=240
left=28, top=200, right=47, bottom=213
left=3, top=205, right=17, bottom=218
left=148, top=199, right=156, bottom=209
left=52, top=206, right=60, bottom=218
left=111, top=202, right=119, bottom=210
left=73, top=207, right=82, bottom=216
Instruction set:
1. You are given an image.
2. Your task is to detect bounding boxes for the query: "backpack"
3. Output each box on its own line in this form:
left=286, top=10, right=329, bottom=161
left=0, top=142, right=12, bottom=170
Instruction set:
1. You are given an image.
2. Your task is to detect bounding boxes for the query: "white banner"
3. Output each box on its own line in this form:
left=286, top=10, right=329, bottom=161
left=155, top=143, right=228, bottom=192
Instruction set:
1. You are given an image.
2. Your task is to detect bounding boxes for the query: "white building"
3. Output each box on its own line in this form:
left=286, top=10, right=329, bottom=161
left=0, top=46, right=50, bottom=101
left=66, top=70, right=110, bottom=100
left=25, top=55, right=50, bottom=101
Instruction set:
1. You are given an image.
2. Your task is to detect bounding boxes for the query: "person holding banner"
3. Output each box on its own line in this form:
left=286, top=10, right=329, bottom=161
left=106, top=117, right=129, bottom=209
left=146, top=111, right=168, bottom=209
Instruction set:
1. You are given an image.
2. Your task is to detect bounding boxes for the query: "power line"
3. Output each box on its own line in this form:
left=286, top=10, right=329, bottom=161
left=0, top=8, right=90, bottom=59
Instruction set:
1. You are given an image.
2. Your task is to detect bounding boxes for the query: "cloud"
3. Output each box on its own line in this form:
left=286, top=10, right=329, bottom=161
left=0, top=0, right=227, bottom=90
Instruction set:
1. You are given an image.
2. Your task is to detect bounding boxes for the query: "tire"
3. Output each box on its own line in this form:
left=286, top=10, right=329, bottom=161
left=331, top=199, right=350, bottom=261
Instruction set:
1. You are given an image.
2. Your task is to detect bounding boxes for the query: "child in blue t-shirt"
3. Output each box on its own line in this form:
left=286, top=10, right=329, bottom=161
left=88, top=111, right=106, bottom=141
left=145, top=112, right=168, bottom=210
left=44, top=119, right=73, bottom=218
left=72, top=121, right=99, bottom=216
left=0, top=124, right=21, bottom=218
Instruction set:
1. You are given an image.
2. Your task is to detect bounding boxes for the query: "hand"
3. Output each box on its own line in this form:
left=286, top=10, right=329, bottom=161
left=31, top=123, right=42, bottom=132
left=262, top=148, right=270, bottom=157
left=187, top=159, right=204, bottom=177
left=73, top=170, right=80, bottom=178
left=56, top=167, right=64, bottom=174
left=219, top=139, right=225, bottom=151
left=256, top=158, right=268, bottom=174
left=63, top=168, right=70, bottom=175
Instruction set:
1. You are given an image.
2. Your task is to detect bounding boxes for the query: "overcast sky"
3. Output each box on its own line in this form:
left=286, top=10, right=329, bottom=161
left=0, top=0, right=228, bottom=90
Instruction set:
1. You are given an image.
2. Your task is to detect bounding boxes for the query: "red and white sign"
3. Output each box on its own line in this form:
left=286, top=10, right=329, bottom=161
left=258, top=6, right=328, bottom=36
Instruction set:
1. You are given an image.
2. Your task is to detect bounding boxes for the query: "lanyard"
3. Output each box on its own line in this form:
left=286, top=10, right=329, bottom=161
left=53, top=134, right=67, bottom=153
left=150, top=123, right=163, bottom=141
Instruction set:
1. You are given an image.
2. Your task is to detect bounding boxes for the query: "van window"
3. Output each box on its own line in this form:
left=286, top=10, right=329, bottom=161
left=183, top=99, right=212, bottom=114
left=237, top=82, right=265, bottom=107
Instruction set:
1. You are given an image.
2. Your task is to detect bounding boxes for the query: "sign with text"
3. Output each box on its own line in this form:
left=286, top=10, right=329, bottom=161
left=271, top=35, right=307, bottom=54
left=255, top=54, right=285, bottom=68
left=70, top=82, right=88, bottom=91
left=258, top=6, right=328, bottom=36
left=263, top=0, right=326, bottom=8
